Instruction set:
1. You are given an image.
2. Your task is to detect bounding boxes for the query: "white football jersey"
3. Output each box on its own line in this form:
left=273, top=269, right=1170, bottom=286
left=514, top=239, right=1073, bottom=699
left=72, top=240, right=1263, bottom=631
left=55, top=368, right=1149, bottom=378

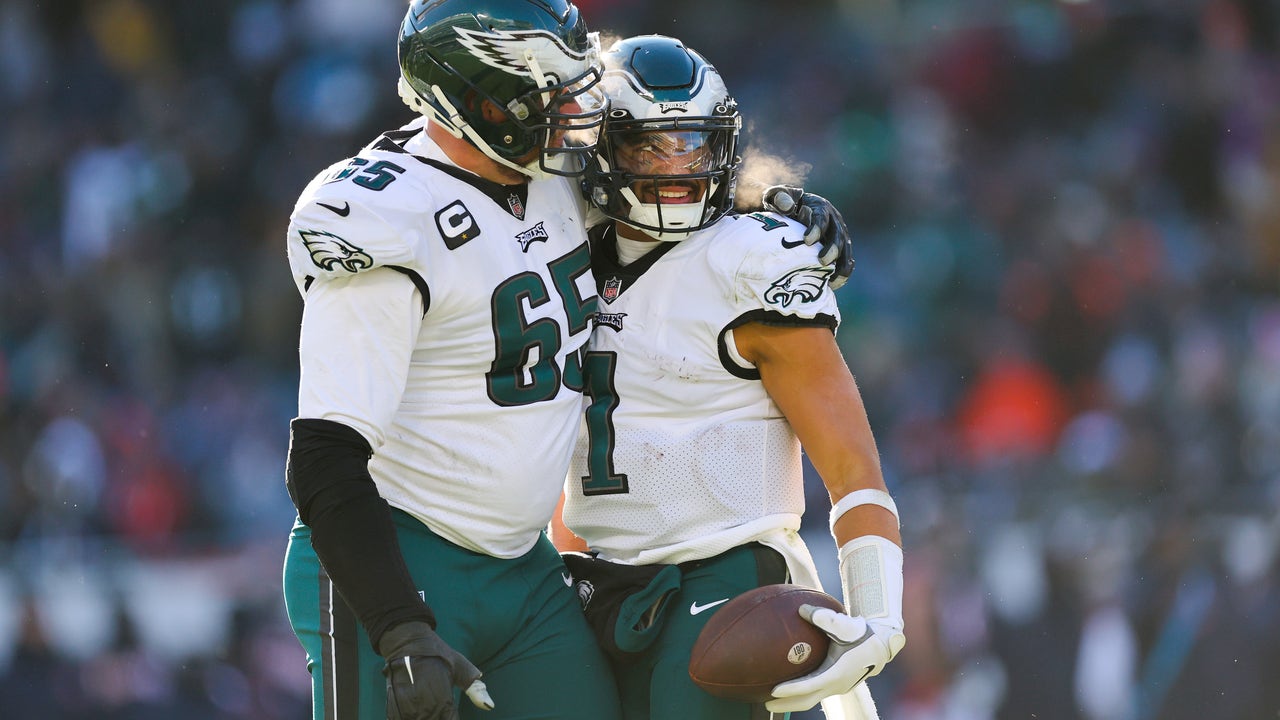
left=286, top=119, right=596, bottom=558
left=563, top=213, right=841, bottom=565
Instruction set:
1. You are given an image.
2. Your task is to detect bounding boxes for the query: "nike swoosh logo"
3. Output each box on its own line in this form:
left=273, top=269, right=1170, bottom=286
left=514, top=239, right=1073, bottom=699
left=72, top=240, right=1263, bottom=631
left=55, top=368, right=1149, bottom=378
left=689, top=598, right=730, bottom=615
left=562, top=573, right=573, bottom=587
left=780, top=238, right=807, bottom=248
left=318, top=201, right=351, bottom=217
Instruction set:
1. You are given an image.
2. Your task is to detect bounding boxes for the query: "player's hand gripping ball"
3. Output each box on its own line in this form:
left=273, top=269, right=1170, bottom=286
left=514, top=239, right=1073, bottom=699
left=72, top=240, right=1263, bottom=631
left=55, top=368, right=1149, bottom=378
left=688, top=584, right=843, bottom=703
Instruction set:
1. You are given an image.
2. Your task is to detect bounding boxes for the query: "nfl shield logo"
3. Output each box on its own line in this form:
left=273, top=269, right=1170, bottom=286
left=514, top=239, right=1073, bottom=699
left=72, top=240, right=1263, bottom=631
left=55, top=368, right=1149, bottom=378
left=602, top=276, right=622, bottom=303
left=507, top=193, right=525, bottom=220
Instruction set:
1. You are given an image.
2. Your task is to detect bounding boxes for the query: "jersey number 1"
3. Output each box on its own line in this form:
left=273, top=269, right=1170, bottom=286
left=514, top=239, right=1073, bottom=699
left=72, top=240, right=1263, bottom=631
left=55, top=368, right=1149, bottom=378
left=579, top=352, right=627, bottom=496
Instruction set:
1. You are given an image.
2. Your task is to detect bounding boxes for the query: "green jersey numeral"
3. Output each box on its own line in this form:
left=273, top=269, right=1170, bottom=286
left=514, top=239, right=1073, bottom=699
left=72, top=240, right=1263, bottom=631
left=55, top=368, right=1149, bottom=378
left=485, top=243, right=596, bottom=406
left=579, top=351, right=628, bottom=496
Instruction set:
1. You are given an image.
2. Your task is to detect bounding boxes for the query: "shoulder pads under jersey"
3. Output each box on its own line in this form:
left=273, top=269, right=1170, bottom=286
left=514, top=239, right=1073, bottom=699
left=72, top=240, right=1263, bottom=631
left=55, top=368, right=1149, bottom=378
left=286, top=147, right=434, bottom=292
left=715, top=212, right=840, bottom=322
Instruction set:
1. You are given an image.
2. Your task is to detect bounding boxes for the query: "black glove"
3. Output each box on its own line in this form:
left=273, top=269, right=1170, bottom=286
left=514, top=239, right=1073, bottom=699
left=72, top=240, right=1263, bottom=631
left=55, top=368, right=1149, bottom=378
left=379, top=621, right=494, bottom=719
left=763, top=185, right=854, bottom=289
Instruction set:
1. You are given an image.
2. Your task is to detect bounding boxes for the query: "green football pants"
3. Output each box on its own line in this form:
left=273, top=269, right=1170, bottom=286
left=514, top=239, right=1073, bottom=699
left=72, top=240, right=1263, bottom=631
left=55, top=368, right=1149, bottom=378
left=613, top=543, right=791, bottom=720
left=283, top=510, right=622, bottom=720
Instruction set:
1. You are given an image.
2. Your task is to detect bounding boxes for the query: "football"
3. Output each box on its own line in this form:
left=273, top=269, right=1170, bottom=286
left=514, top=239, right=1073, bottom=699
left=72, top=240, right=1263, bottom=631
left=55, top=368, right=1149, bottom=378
left=688, top=584, right=843, bottom=703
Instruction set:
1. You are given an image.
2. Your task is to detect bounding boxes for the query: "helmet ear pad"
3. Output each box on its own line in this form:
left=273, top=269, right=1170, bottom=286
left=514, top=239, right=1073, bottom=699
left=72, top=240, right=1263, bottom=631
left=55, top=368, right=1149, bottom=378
left=469, top=92, right=540, bottom=161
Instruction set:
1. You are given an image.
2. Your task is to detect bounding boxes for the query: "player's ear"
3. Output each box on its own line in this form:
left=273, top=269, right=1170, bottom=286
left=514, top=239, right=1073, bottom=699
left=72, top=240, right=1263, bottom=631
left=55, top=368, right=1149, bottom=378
left=479, top=97, right=506, bottom=123
left=459, top=89, right=495, bottom=119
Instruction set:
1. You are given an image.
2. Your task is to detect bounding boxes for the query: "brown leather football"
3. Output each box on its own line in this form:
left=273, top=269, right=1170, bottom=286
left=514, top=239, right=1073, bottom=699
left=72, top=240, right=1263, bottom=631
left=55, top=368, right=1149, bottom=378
left=688, top=584, right=843, bottom=703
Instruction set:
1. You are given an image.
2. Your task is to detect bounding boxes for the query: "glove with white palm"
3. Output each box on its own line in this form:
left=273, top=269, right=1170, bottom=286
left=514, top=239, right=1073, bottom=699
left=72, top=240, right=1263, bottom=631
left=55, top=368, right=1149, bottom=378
left=765, top=535, right=905, bottom=713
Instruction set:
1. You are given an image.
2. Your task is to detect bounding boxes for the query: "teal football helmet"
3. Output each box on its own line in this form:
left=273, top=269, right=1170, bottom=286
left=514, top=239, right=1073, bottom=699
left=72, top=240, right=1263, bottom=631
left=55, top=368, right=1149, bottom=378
left=587, top=35, right=742, bottom=239
left=398, top=0, right=606, bottom=178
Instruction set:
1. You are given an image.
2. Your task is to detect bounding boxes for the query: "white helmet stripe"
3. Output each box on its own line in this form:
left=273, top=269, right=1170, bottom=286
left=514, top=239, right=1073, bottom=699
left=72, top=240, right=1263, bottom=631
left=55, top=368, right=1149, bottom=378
left=454, top=26, right=592, bottom=83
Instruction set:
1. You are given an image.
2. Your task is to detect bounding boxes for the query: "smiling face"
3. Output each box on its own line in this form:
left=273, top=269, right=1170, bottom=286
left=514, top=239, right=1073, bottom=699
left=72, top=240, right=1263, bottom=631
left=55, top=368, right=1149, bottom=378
left=584, top=35, right=742, bottom=240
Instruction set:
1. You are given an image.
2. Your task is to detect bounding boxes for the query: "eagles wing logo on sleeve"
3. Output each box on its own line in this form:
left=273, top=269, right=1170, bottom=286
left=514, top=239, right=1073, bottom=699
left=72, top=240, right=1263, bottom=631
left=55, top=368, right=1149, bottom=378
left=299, top=229, right=374, bottom=273
left=764, top=266, right=834, bottom=308
left=453, top=27, right=591, bottom=84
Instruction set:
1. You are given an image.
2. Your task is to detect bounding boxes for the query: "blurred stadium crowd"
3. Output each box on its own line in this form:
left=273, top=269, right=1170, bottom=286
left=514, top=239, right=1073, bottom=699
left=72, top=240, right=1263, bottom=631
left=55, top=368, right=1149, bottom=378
left=0, top=0, right=1277, bottom=718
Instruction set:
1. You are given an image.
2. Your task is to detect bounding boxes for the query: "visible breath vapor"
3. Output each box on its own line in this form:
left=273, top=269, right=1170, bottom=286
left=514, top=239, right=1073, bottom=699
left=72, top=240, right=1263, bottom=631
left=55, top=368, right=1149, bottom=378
left=596, top=32, right=625, bottom=58
left=734, top=123, right=811, bottom=210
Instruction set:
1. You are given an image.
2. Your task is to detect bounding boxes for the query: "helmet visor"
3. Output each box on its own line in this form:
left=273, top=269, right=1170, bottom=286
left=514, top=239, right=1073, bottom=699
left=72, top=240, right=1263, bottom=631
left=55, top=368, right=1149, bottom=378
left=589, top=121, right=739, bottom=237
left=519, top=69, right=605, bottom=128
left=611, top=129, right=727, bottom=177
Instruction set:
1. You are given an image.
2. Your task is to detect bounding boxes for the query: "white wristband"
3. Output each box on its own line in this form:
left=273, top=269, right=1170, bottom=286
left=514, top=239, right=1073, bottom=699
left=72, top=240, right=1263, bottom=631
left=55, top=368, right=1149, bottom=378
left=829, top=488, right=899, bottom=534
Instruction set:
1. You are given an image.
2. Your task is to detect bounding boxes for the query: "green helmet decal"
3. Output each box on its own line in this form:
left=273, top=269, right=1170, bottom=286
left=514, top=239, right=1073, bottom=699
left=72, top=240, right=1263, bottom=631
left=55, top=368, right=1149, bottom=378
left=397, top=0, right=605, bottom=178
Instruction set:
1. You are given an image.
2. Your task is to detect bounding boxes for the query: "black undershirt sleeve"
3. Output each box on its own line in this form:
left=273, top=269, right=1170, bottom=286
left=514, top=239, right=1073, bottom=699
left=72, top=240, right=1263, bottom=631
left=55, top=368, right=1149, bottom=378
left=286, top=417, right=435, bottom=652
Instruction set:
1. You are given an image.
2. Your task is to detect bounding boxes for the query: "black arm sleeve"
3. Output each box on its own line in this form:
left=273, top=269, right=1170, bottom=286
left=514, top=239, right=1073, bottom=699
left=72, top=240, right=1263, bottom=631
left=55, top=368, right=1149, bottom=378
left=286, top=418, right=435, bottom=652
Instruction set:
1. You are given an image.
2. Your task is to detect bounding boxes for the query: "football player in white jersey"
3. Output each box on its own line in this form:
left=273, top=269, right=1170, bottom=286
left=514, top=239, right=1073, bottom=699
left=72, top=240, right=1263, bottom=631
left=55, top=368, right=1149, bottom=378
left=555, top=36, right=906, bottom=720
left=280, top=3, right=856, bottom=720
left=281, top=1, right=618, bottom=719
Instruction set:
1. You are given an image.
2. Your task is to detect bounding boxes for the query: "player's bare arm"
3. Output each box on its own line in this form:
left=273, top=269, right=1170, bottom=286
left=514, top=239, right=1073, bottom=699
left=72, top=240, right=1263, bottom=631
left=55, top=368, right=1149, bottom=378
left=733, top=321, right=906, bottom=712
left=732, top=322, right=898, bottom=547
left=551, top=491, right=589, bottom=553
